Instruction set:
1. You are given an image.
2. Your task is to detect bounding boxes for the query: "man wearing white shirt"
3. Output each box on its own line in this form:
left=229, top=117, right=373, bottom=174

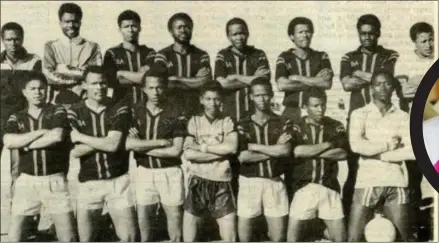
left=348, top=69, right=415, bottom=241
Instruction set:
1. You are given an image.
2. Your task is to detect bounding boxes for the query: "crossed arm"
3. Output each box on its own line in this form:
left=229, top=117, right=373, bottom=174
left=117, top=65, right=150, bottom=85
left=70, top=129, right=123, bottom=158
left=238, top=133, right=292, bottom=164
left=294, top=141, right=348, bottom=161
left=277, top=68, right=333, bottom=92
left=3, top=128, right=64, bottom=150
left=183, top=132, right=238, bottom=163
left=168, top=67, right=212, bottom=89
left=217, top=67, right=270, bottom=90
left=126, top=134, right=184, bottom=159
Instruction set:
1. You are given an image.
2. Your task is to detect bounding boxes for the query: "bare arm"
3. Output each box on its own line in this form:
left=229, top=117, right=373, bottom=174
left=248, top=143, right=291, bottom=158
left=147, top=137, right=183, bottom=158
left=71, top=144, right=95, bottom=158
left=216, top=76, right=248, bottom=90
left=238, top=150, right=270, bottom=164
left=125, top=137, right=169, bottom=152
left=117, top=65, right=150, bottom=85
left=72, top=130, right=123, bottom=153
left=340, top=76, right=369, bottom=91
left=318, top=148, right=348, bottom=160
left=276, top=76, right=310, bottom=92
left=3, top=130, right=46, bottom=149
left=204, top=132, right=238, bottom=156
left=290, top=68, right=333, bottom=89
left=183, top=149, right=225, bottom=163
left=294, top=142, right=332, bottom=158
left=379, top=146, right=415, bottom=162
left=27, top=128, right=64, bottom=149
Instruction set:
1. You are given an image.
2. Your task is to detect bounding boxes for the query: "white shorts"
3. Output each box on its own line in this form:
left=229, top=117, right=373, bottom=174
left=135, top=166, right=184, bottom=206
left=77, top=174, right=134, bottom=211
left=11, top=173, right=72, bottom=216
left=237, top=176, right=289, bottom=218
left=289, top=183, right=344, bottom=220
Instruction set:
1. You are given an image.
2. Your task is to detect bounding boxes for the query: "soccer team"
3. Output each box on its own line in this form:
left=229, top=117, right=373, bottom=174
left=0, top=2, right=435, bottom=242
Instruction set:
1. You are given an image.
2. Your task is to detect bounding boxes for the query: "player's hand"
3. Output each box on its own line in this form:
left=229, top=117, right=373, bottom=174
left=185, top=143, right=200, bottom=151
left=158, top=139, right=172, bottom=147
left=70, top=128, right=80, bottom=143
left=277, top=132, right=292, bottom=144
left=316, top=68, right=333, bottom=77
left=288, top=74, right=300, bottom=81
left=255, top=67, right=270, bottom=77
left=386, top=136, right=401, bottom=151
left=196, top=67, right=210, bottom=77
left=128, top=128, right=139, bottom=138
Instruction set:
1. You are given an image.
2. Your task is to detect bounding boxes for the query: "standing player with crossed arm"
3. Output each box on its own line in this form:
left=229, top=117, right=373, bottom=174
left=103, top=10, right=156, bottom=105
left=214, top=17, right=271, bottom=121
left=67, top=66, right=137, bottom=242
left=276, top=17, right=333, bottom=123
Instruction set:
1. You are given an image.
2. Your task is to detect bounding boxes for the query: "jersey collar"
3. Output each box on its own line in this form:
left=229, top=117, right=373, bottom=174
left=60, top=35, right=84, bottom=46
left=228, top=45, right=255, bottom=57
left=0, top=48, right=29, bottom=64
left=250, top=112, right=278, bottom=127
left=366, top=102, right=397, bottom=116
left=357, top=45, right=384, bottom=54
left=290, top=48, right=315, bottom=60
left=171, top=43, right=195, bottom=55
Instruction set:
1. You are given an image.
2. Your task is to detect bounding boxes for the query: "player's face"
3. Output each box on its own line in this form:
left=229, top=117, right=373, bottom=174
left=358, top=24, right=379, bottom=49
left=250, top=84, right=272, bottom=112
left=290, top=24, right=313, bottom=49
left=170, top=19, right=192, bottom=44
left=144, top=77, right=165, bottom=104
left=119, top=20, right=141, bottom=43
left=84, top=73, right=107, bottom=102
left=60, top=13, right=81, bottom=39
left=22, top=80, right=46, bottom=106
left=372, top=74, right=394, bottom=103
left=306, top=97, right=326, bottom=122
left=2, top=30, right=23, bottom=56
left=228, top=24, right=248, bottom=50
left=200, top=91, right=222, bottom=117
left=415, top=32, right=434, bottom=58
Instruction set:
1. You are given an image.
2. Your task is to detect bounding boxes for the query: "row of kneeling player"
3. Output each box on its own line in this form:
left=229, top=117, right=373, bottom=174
left=3, top=65, right=415, bottom=242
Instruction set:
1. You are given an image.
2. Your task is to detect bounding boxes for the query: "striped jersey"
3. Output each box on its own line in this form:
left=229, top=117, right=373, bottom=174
left=340, top=45, right=399, bottom=114
left=290, top=116, right=348, bottom=193
left=103, top=44, right=156, bottom=104
left=186, top=114, right=236, bottom=182
left=214, top=46, right=271, bottom=120
left=5, top=104, right=70, bottom=176
left=275, top=48, right=332, bottom=108
left=237, top=113, right=292, bottom=178
left=130, top=102, right=187, bottom=168
left=154, top=44, right=211, bottom=117
left=67, top=99, right=131, bottom=182
left=43, top=36, right=102, bottom=105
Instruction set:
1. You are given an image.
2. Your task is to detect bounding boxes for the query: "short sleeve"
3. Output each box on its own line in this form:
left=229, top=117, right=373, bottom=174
left=199, top=52, right=211, bottom=70
left=330, top=121, right=349, bottom=150
left=214, top=52, right=227, bottom=78
left=110, top=104, right=131, bottom=134
left=320, top=52, right=332, bottom=71
left=52, top=105, right=69, bottom=129
left=340, top=53, right=353, bottom=79
left=257, top=51, right=271, bottom=80
left=382, top=50, right=399, bottom=75
left=223, top=116, right=236, bottom=135
left=172, top=115, right=188, bottom=138
left=5, top=114, right=21, bottom=134
left=103, top=50, right=118, bottom=88
left=67, top=108, right=80, bottom=130
left=236, top=120, right=249, bottom=151
left=145, top=48, right=156, bottom=67
left=275, top=53, right=289, bottom=80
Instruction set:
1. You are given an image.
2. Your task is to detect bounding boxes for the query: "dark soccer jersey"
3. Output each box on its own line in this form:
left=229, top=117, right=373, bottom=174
left=103, top=44, right=156, bottom=104
left=340, top=45, right=399, bottom=114
left=275, top=48, right=332, bottom=108
left=154, top=44, right=211, bottom=117
left=214, top=46, right=271, bottom=120
left=290, top=116, right=348, bottom=193
left=67, top=99, right=131, bottom=182
left=130, top=103, right=187, bottom=169
left=5, top=104, right=70, bottom=176
left=237, top=113, right=292, bottom=178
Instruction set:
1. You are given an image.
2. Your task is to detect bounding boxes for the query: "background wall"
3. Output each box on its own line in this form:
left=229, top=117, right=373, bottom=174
left=1, top=1, right=437, bottom=125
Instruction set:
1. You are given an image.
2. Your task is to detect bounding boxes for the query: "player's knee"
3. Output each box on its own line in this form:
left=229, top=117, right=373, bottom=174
left=269, top=233, right=286, bottom=242
left=169, top=231, right=182, bottom=242
left=117, top=228, right=137, bottom=242
left=57, top=232, right=77, bottom=242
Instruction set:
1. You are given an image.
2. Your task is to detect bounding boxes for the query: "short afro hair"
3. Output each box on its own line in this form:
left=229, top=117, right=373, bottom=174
left=83, top=65, right=106, bottom=81
left=357, top=14, right=381, bottom=32
left=226, top=17, right=249, bottom=36
left=371, top=68, right=397, bottom=88
left=304, top=88, right=327, bottom=106
left=199, top=81, right=224, bottom=97
left=287, top=17, right=314, bottom=36
left=117, top=10, right=141, bottom=27
left=142, top=67, right=168, bottom=86
left=20, top=71, right=48, bottom=90
left=250, top=77, right=273, bottom=96
left=167, top=13, right=193, bottom=31
left=410, top=22, right=434, bottom=42
left=58, top=3, right=83, bottom=21
left=1, top=22, right=24, bottom=38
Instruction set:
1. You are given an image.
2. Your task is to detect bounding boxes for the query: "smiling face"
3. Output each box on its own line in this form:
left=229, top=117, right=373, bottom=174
left=170, top=18, right=192, bottom=44
left=22, top=79, right=46, bottom=106
left=227, top=23, right=248, bottom=50
left=60, top=12, right=81, bottom=39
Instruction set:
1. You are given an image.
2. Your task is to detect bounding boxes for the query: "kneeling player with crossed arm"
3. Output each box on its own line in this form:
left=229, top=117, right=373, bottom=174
left=4, top=72, right=75, bottom=242
left=288, top=88, right=348, bottom=242
left=236, top=78, right=292, bottom=242
left=182, top=81, right=238, bottom=242
left=67, top=66, right=137, bottom=241
left=125, top=70, right=186, bottom=242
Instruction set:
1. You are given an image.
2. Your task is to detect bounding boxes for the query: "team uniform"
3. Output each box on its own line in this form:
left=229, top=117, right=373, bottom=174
left=275, top=48, right=332, bottom=121
left=236, top=114, right=290, bottom=218
left=130, top=102, right=187, bottom=206
left=5, top=104, right=72, bottom=217
left=340, top=45, right=399, bottom=115
left=349, top=103, right=410, bottom=208
left=154, top=45, right=212, bottom=117
left=289, top=116, right=348, bottom=220
left=43, top=36, right=102, bottom=105
left=103, top=44, right=156, bottom=104
left=214, top=46, right=271, bottom=120
left=184, top=114, right=236, bottom=218
left=67, top=100, right=133, bottom=210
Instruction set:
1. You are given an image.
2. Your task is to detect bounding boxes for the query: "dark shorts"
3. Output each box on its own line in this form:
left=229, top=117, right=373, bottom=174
left=183, top=175, right=236, bottom=219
